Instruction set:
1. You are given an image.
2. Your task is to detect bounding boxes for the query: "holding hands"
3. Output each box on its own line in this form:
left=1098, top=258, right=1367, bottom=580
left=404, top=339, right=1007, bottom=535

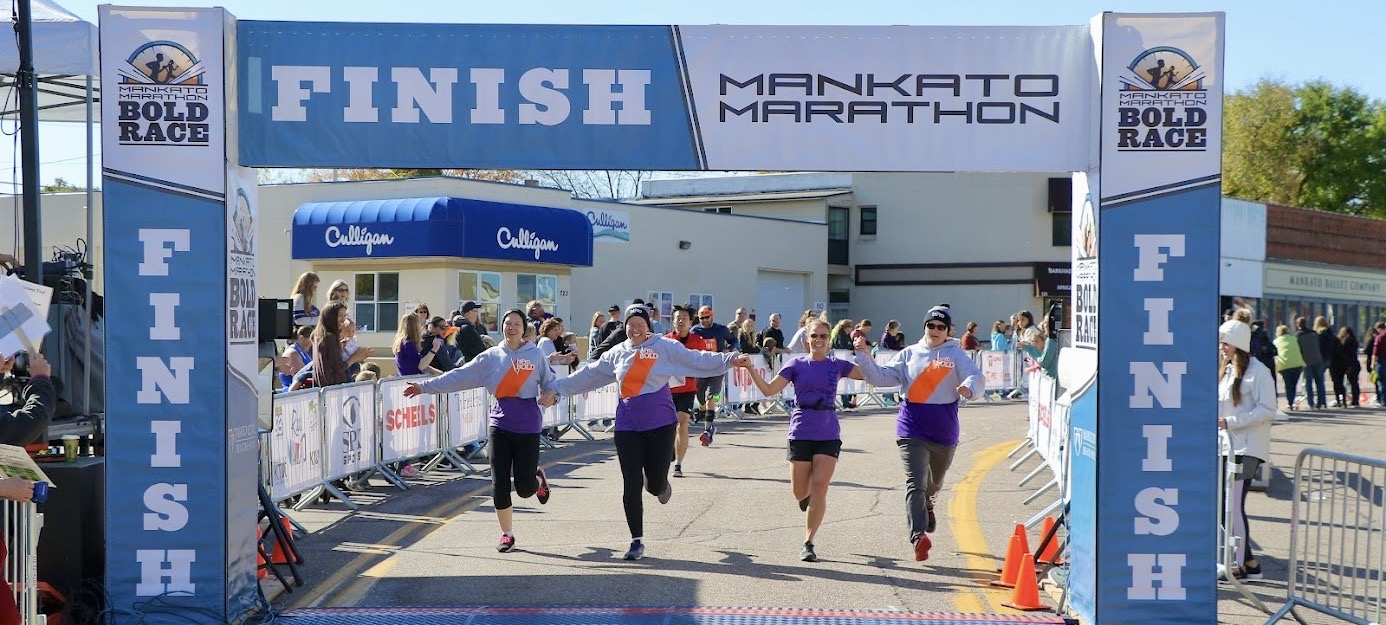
left=538, top=390, right=559, bottom=407
left=957, top=385, right=972, bottom=399
left=730, top=353, right=752, bottom=369
left=853, top=336, right=871, bottom=354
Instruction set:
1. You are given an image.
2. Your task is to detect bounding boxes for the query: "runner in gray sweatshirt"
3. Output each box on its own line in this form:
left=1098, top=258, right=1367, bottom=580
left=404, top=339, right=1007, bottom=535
left=405, top=309, right=557, bottom=553
left=544, top=304, right=748, bottom=561
left=852, top=304, right=984, bottom=562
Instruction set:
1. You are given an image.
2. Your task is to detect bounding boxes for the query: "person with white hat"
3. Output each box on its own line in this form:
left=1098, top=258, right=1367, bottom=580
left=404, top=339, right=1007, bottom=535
left=1217, top=319, right=1275, bottom=581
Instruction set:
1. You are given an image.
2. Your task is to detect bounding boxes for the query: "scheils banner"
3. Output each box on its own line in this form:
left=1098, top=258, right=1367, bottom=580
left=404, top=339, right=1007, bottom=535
left=236, top=23, right=1093, bottom=172
left=1090, top=13, right=1223, bottom=625
left=378, top=377, right=442, bottom=463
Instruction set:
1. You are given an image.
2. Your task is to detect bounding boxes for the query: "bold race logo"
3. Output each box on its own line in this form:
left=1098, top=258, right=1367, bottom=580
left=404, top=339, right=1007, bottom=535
left=1115, top=47, right=1208, bottom=152
left=116, top=41, right=213, bottom=145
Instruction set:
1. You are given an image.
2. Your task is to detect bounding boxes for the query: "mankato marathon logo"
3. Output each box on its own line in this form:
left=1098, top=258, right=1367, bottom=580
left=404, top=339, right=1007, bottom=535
left=114, top=40, right=214, bottom=146
left=119, top=41, right=205, bottom=85
left=1115, top=46, right=1209, bottom=152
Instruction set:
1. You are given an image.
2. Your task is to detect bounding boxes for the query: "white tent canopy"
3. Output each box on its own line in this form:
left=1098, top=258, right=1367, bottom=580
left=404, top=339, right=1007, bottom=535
left=0, top=0, right=99, bottom=122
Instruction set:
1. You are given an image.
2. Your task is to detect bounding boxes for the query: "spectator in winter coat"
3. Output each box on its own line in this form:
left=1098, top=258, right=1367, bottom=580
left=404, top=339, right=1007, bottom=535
left=454, top=301, right=490, bottom=364
left=1330, top=327, right=1361, bottom=408
left=1295, top=317, right=1327, bottom=409
left=960, top=322, right=980, bottom=352
left=0, top=351, right=54, bottom=446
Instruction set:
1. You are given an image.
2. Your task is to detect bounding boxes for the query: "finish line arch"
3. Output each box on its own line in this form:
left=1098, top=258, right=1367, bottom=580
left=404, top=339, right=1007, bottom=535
left=97, top=9, right=1224, bottom=624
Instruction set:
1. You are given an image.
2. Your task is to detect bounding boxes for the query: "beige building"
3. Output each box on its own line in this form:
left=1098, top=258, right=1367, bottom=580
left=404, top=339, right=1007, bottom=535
left=639, top=172, right=1074, bottom=342
left=9, top=176, right=828, bottom=367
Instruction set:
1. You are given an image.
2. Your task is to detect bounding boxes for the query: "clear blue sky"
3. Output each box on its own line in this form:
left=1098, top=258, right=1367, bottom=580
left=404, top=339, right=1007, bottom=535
left=14, top=0, right=1385, bottom=191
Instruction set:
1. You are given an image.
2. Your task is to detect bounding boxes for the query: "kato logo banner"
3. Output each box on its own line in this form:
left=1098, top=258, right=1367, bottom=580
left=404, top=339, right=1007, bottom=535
left=236, top=23, right=1093, bottom=172
left=267, top=390, right=322, bottom=501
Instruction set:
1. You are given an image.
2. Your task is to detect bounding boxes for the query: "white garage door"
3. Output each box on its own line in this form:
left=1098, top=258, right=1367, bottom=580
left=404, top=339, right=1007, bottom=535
left=757, top=270, right=807, bottom=324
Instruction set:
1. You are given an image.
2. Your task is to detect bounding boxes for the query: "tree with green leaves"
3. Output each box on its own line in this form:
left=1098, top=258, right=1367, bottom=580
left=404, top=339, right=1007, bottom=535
left=1223, top=79, right=1386, bottom=216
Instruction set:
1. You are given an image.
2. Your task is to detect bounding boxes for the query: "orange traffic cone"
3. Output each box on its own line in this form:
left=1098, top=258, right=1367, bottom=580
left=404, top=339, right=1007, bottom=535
left=990, top=534, right=1024, bottom=588
left=256, top=528, right=268, bottom=579
left=270, top=516, right=296, bottom=564
left=1036, top=516, right=1060, bottom=565
left=996, top=523, right=1032, bottom=572
left=1001, top=554, right=1050, bottom=611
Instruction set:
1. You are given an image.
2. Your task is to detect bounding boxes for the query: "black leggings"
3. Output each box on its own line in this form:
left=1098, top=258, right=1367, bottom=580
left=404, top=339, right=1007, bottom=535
left=613, top=423, right=677, bottom=538
left=488, top=426, right=540, bottom=510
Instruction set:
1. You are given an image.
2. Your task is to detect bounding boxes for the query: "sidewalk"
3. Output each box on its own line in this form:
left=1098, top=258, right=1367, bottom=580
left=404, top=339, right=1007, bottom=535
left=269, top=399, right=1384, bottom=623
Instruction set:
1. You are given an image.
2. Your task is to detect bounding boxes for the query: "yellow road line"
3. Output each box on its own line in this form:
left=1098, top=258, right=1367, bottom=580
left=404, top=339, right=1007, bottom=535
left=950, top=440, right=1024, bottom=614
left=292, top=450, right=607, bottom=608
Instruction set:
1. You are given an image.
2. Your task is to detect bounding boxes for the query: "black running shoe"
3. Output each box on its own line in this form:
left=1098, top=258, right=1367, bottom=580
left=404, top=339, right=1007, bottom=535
left=535, top=467, right=550, bottom=505
left=1243, top=561, right=1263, bottom=580
left=673, top=465, right=684, bottom=478
left=800, top=542, right=817, bottom=562
left=622, top=541, right=645, bottom=560
left=497, top=534, right=516, bottom=553
left=926, top=507, right=937, bottom=533
left=799, top=496, right=811, bottom=512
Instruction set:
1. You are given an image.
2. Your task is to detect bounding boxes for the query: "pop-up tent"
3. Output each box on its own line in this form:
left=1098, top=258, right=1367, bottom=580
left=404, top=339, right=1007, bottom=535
left=0, top=0, right=98, bottom=122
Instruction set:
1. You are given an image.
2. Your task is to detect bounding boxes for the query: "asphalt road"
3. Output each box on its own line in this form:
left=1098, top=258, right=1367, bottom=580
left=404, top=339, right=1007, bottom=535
left=271, top=396, right=1385, bottom=624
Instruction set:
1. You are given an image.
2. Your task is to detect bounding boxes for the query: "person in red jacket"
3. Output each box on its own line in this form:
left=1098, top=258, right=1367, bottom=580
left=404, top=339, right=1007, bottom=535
left=666, top=306, right=703, bottom=477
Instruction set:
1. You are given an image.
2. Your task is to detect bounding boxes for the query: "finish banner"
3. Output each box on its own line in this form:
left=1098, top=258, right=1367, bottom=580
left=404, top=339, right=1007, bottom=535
left=1087, top=13, right=1224, bottom=625
left=236, top=23, right=1093, bottom=172
left=100, top=6, right=258, bottom=621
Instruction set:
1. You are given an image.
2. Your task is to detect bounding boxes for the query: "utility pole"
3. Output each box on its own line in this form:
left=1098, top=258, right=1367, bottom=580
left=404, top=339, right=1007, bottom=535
left=16, top=0, right=42, bottom=282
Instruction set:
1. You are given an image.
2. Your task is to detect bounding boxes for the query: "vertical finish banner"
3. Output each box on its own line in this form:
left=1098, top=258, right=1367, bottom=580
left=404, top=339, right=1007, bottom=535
left=100, top=6, right=256, bottom=621
left=1093, top=12, right=1224, bottom=625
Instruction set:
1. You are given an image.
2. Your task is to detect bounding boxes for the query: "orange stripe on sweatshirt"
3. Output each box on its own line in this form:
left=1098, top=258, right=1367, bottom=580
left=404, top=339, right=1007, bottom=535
left=494, top=359, right=537, bottom=398
left=621, top=349, right=659, bottom=398
left=906, top=360, right=955, bottom=404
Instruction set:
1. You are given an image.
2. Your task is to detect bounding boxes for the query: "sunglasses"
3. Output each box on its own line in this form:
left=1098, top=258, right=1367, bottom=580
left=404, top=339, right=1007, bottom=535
left=809, top=333, right=828, bottom=339
left=333, top=287, right=348, bottom=292
left=925, top=323, right=948, bottom=331
left=699, top=315, right=712, bottom=320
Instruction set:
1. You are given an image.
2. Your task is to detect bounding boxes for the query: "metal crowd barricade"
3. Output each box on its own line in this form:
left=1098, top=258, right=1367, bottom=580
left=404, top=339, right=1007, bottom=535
left=376, top=375, right=444, bottom=489
left=441, top=387, right=490, bottom=472
left=1218, top=451, right=1275, bottom=615
left=1, top=499, right=42, bottom=625
left=316, top=381, right=379, bottom=509
left=1263, top=448, right=1385, bottom=625
left=264, top=388, right=327, bottom=510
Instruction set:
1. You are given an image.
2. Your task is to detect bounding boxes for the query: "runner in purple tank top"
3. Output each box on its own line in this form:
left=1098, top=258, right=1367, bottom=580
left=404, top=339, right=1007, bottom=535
left=737, top=319, right=863, bottom=563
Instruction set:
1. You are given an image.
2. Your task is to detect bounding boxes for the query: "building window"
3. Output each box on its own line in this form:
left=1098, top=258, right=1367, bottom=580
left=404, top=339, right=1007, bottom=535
left=517, top=273, right=559, bottom=322
left=688, top=293, right=715, bottom=311
left=859, top=206, right=877, bottom=236
left=1052, top=213, right=1072, bottom=247
left=828, top=206, right=850, bottom=265
left=703, top=206, right=732, bottom=214
left=354, top=272, right=399, bottom=333
left=648, top=291, right=674, bottom=319
left=459, top=271, right=502, bottom=333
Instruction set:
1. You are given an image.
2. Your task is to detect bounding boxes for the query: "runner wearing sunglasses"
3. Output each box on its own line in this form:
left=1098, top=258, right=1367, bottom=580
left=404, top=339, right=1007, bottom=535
left=737, top=319, right=863, bottom=563
left=852, top=304, right=984, bottom=562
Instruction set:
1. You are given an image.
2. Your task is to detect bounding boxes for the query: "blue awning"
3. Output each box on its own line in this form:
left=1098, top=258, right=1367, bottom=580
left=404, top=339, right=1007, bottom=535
left=292, top=196, right=594, bottom=266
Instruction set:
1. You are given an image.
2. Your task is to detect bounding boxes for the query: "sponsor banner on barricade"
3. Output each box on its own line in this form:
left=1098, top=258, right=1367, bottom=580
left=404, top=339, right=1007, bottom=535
left=542, top=368, right=572, bottom=429
left=378, top=376, right=441, bottom=464
left=321, top=381, right=377, bottom=479
left=832, top=350, right=869, bottom=395
left=872, top=350, right=902, bottom=393
left=1027, top=371, right=1042, bottom=443
left=1031, top=373, right=1058, bottom=466
left=575, top=383, right=619, bottom=423
left=725, top=354, right=773, bottom=404
left=267, top=389, right=323, bottom=501
left=980, top=350, right=1015, bottom=391
left=445, top=388, right=489, bottom=448
left=1046, top=401, right=1069, bottom=479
